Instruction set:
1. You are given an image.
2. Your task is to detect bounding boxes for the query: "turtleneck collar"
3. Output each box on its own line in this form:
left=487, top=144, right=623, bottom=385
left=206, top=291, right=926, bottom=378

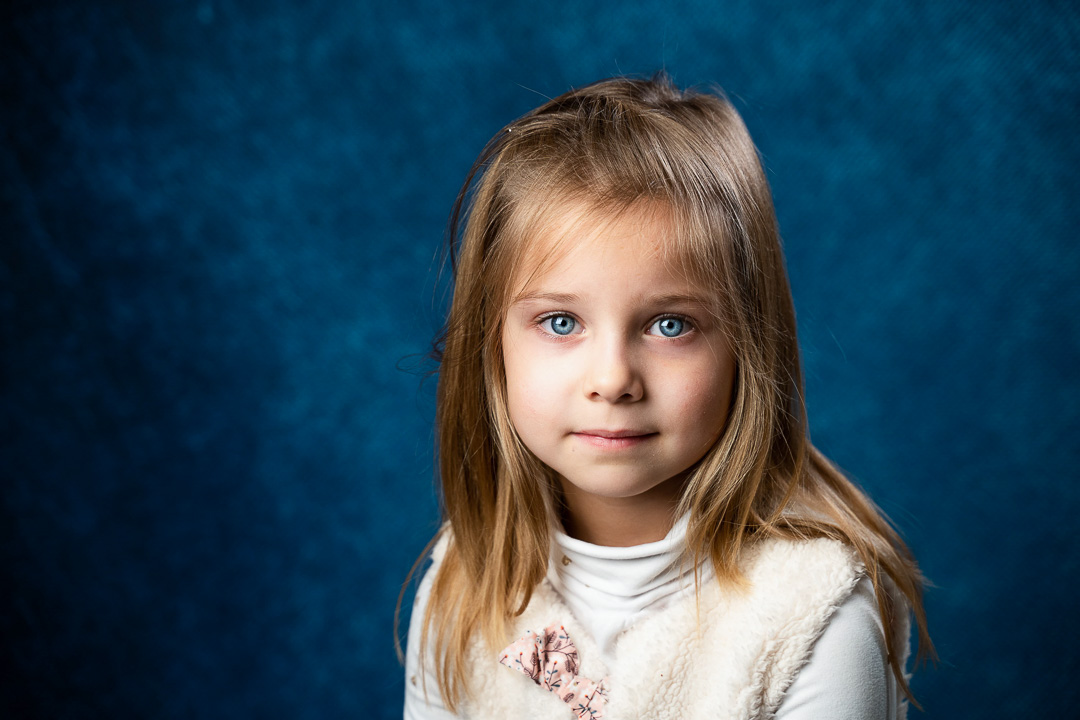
left=546, top=515, right=713, bottom=668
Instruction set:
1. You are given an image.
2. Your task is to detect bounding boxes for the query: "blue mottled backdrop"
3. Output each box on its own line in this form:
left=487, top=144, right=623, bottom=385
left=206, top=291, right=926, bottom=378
left=3, top=0, right=1078, bottom=717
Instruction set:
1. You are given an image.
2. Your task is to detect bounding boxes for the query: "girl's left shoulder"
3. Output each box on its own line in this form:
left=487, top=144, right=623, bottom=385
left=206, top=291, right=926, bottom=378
left=604, top=537, right=880, bottom=718
left=742, top=535, right=865, bottom=602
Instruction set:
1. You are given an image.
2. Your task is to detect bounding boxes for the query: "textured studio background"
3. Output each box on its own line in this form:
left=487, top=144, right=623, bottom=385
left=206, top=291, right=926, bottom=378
left=3, top=1, right=1078, bottom=717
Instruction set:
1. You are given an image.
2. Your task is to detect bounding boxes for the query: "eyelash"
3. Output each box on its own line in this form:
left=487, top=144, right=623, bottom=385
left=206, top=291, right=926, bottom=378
left=533, top=313, right=696, bottom=339
left=535, top=313, right=581, bottom=338
left=649, top=314, right=695, bottom=338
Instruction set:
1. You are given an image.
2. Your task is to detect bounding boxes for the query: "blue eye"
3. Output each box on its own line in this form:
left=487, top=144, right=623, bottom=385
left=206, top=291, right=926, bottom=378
left=543, top=315, right=577, bottom=336
left=652, top=317, right=687, bottom=338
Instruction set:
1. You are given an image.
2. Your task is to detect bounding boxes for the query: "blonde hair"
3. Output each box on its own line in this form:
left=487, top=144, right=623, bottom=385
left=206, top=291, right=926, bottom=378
left=403, top=74, right=932, bottom=710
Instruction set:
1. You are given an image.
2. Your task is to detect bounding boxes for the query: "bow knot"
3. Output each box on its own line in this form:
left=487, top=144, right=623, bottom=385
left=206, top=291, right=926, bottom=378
left=499, top=624, right=608, bottom=719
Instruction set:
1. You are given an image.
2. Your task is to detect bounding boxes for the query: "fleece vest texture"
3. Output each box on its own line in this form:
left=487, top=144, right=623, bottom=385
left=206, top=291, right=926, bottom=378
left=459, top=537, right=876, bottom=720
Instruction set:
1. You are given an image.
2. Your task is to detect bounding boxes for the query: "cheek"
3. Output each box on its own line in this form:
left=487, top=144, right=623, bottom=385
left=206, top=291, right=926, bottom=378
left=503, top=339, right=557, bottom=430
left=506, top=376, right=542, bottom=427
left=670, top=358, right=735, bottom=430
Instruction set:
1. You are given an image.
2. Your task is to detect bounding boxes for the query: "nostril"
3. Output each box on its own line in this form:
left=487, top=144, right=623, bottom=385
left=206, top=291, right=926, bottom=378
left=585, top=369, right=643, bottom=403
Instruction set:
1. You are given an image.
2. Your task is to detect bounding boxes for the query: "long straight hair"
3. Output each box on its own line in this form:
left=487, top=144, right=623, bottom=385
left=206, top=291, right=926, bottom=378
left=407, top=74, right=932, bottom=711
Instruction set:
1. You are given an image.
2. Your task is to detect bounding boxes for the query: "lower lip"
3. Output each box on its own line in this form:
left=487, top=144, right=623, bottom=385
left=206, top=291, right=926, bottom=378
left=572, top=433, right=656, bottom=449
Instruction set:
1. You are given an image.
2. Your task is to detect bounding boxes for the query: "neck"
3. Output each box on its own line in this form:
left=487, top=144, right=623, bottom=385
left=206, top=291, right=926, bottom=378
left=558, top=475, right=684, bottom=547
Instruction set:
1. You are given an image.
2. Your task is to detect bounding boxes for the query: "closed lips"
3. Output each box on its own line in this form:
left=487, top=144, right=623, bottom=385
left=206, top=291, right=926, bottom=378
left=575, top=430, right=655, bottom=438
left=571, top=430, right=658, bottom=449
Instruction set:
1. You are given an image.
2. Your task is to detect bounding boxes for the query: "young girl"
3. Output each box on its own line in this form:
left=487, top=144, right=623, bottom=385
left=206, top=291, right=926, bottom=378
left=402, top=74, right=930, bottom=719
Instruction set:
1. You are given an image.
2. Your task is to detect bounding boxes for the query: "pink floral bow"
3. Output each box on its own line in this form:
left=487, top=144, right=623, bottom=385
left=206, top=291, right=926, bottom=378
left=498, top=624, right=608, bottom=719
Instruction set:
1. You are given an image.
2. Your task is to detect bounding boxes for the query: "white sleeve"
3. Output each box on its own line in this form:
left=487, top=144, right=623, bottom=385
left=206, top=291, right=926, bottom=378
left=775, top=576, right=901, bottom=720
left=403, top=557, right=460, bottom=720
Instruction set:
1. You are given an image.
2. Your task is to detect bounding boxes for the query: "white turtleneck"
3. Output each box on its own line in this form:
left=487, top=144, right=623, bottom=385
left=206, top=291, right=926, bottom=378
left=543, top=514, right=712, bottom=669
left=404, top=519, right=901, bottom=719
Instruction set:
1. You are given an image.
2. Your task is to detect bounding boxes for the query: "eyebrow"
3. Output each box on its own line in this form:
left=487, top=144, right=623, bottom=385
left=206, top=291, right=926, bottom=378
left=511, top=291, right=582, bottom=305
left=510, top=291, right=714, bottom=308
left=645, top=293, right=714, bottom=308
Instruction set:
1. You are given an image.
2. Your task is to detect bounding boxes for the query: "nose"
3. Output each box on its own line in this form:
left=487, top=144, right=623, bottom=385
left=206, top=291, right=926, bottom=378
left=584, top=336, right=643, bottom=403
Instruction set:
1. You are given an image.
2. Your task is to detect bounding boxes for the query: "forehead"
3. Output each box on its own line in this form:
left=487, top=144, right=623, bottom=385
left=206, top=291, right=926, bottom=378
left=508, top=198, right=708, bottom=298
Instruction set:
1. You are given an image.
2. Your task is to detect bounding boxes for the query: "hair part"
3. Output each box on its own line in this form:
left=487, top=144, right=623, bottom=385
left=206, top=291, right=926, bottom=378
left=401, top=72, right=933, bottom=711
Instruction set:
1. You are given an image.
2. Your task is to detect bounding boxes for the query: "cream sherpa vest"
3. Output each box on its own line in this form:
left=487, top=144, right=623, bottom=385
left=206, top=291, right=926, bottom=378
left=460, top=537, right=866, bottom=720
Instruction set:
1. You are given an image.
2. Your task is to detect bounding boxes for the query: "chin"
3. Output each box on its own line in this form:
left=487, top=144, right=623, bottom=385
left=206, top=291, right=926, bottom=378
left=558, top=471, right=674, bottom=500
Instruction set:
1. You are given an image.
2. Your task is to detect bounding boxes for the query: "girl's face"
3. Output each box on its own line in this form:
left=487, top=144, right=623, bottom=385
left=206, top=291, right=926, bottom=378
left=501, top=201, right=735, bottom=523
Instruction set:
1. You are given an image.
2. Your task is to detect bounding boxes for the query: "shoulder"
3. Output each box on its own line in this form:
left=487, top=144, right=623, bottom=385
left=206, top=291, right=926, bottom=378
left=743, top=534, right=862, bottom=585
left=605, top=536, right=868, bottom=718
left=734, top=535, right=865, bottom=633
left=403, top=531, right=454, bottom=719
left=408, top=530, right=451, bottom=633
left=406, top=528, right=452, bottom=640
left=777, top=576, right=904, bottom=719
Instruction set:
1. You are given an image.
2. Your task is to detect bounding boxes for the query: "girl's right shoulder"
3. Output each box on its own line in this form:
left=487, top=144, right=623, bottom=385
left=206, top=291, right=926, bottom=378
left=410, top=525, right=453, bottom=634
left=412, top=525, right=453, bottom=599
left=429, top=526, right=452, bottom=565
left=404, top=527, right=455, bottom=719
